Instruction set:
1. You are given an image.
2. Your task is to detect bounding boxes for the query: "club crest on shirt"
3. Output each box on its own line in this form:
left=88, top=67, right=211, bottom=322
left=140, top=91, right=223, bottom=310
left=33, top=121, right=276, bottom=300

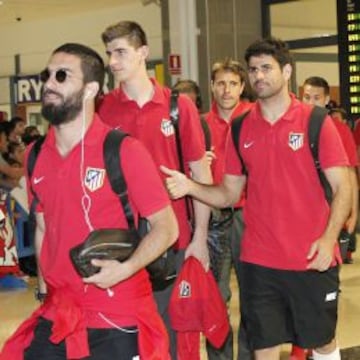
left=161, top=118, right=175, bottom=137
left=288, top=132, right=304, bottom=151
left=179, top=280, right=191, bottom=298
left=84, top=167, right=105, bottom=192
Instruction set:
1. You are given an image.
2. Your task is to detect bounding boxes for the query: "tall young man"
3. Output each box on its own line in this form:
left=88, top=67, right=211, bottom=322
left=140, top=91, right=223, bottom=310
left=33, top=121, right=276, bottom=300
left=98, top=21, right=212, bottom=359
left=303, top=76, right=358, bottom=264
left=205, top=58, right=253, bottom=360
left=162, top=37, right=351, bottom=360
left=1, top=43, right=178, bottom=360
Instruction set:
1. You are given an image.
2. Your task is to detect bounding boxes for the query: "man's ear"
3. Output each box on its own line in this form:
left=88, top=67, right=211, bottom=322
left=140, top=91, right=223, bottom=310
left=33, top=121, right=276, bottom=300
left=325, top=95, right=330, bottom=106
left=138, top=45, right=149, bottom=61
left=84, top=82, right=100, bottom=100
left=283, top=63, right=292, bottom=80
left=210, top=80, right=215, bottom=94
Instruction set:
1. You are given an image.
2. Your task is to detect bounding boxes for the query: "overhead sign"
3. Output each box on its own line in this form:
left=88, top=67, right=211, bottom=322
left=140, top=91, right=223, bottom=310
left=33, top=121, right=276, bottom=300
left=14, top=75, right=42, bottom=104
left=13, top=72, right=112, bottom=104
left=168, top=54, right=182, bottom=75
left=337, top=0, right=360, bottom=120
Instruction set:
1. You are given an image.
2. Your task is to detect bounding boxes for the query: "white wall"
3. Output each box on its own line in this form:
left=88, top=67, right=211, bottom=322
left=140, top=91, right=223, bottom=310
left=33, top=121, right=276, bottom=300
left=0, top=3, right=162, bottom=77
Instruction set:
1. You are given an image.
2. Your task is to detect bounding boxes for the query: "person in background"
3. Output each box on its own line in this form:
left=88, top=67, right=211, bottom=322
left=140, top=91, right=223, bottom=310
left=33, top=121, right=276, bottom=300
left=1, top=42, right=178, bottom=360
left=7, top=117, right=26, bottom=145
left=204, top=58, right=253, bottom=360
left=4, top=142, right=25, bottom=167
left=329, top=107, right=347, bottom=125
left=173, top=79, right=204, bottom=113
left=0, top=123, right=23, bottom=187
left=293, top=76, right=359, bottom=360
left=302, top=76, right=358, bottom=265
left=172, top=79, right=213, bottom=161
left=161, top=37, right=351, bottom=360
left=22, top=126, right=41, bottom=145
left=98, top=21, right=212, bottom=359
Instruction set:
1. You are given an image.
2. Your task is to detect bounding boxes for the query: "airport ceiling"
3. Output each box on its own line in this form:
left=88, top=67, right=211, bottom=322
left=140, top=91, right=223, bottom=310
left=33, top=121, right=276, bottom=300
left=0, top=0, right=136, bottom=24
left=0, top=0, right=336, bottom=32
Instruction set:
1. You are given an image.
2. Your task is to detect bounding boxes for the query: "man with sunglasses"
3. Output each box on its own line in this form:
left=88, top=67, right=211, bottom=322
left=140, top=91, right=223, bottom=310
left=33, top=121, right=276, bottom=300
left=98, top=21, right=212, bottom=359
left=1, top=42, right=178, bottom=360
left=161, top=37, right=351, bottom=360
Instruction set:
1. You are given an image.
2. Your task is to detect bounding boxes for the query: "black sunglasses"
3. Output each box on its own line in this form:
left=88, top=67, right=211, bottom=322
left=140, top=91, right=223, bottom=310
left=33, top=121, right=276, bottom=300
left=40, top=68, right=68, bottom=83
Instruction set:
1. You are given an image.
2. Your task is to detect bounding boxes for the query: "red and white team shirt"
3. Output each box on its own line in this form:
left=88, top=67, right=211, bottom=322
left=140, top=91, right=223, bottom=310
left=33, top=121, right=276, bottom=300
left=206, top=101, right=253, bottom=208
left=225, top=96, right=349, bottom=270
left=98, top=79, right=206, bottom=249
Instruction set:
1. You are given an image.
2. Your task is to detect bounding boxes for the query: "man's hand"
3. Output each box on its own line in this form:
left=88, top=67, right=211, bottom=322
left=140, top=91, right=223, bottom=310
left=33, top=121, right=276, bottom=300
left=83, top=259, right=134, bottom=289
left=306, top=237, right=336, bottom=271
left=185, top=232, right=210, bottom=271
left=206, top=147, right=216, bottom=166
left=160, top=165, right=191, bottom=199
left=345, top=209, right=357, bottom=234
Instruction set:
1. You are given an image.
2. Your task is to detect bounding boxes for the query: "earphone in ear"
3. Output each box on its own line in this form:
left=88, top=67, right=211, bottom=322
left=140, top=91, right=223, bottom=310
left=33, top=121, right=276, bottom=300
left=84, top=89, right=93, bottom=101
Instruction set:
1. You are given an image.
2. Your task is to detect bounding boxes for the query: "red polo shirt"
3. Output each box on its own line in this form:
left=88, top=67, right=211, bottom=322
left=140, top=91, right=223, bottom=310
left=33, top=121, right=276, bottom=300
left=98, top=79, right=206, bottom=249
left=332, top=118, right=358, bottom=166
left=225, top=96, right=349, bottom=270
left=27, top=115, right=170, bottom=321
left=205, top=101, right=253, bottom=208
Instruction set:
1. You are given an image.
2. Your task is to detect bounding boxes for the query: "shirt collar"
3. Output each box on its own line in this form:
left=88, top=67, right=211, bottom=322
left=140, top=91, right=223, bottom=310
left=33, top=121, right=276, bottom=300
left=44, top=114, right=107, bottom=151
left=116, top=78, right=165, bottom=105
left=254, top=93, right=300, bottom=123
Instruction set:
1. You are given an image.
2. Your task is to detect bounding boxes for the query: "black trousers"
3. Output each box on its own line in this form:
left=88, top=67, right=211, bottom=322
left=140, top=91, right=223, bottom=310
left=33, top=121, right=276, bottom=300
left=24, top=318, right=139, bottom=360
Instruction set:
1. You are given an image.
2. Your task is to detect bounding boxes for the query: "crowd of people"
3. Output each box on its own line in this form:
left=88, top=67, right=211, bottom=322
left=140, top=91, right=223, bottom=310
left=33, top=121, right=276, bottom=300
left=0, top=117, right=42, bottom=288
left=0, top=20, right=358, bottom=360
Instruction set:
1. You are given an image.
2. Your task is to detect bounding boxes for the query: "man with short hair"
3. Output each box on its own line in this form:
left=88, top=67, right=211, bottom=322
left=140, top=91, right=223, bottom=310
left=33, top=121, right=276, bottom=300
left=205, top=58, right=253, bottom=360
left=162, top=37, right=351, bottom=360
left=303, top=76, right=358, bottom=265
left=1, top=42, right=178, bottom=360
left=98, top=21, right=212, bottom=359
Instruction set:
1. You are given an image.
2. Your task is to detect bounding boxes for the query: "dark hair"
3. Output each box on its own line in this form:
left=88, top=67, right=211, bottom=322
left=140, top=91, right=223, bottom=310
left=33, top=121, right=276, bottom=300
left=10, top=116, right=25, bottom=127
left=52, top=43, right=105, bottom=95
left=2, top=120, right=15, bottom=137
left=22, top=125, right=41, bottom=145
left=303, top=76, right=330, bottom=96
left=0, top=121, right=7, bottom=136
left=329, top=107, right=347, bottom=118
left=244, top=37, right=293, bottom=69
left=101, top=21, right=148, bottom=48
left=211, top=58, right=247, bottom=83
left=172, top=79, right=203, bottom=111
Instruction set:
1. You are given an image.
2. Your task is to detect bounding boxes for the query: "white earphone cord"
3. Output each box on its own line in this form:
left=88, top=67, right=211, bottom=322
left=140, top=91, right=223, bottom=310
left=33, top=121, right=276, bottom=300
left=80, top=98, right=94, bottom=232
left=80, top=98, right=114, bottom=299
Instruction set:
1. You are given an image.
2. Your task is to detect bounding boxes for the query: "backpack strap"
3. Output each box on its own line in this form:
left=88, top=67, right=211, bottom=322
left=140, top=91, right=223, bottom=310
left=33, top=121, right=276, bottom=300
left=308, top=106, right=332, bottom=204
left=200, top=115, right=212, bottom=151
left=103, top=130, right=136, bottom=229
left=230, top=110, right=251, bottom=176
left=27, top=136, right=46, bottom=179
left=169, top=89, right=193, bottom=221
left=27, top=136, right=46, bottom=211
left=169, top=90, right=185, bottom=173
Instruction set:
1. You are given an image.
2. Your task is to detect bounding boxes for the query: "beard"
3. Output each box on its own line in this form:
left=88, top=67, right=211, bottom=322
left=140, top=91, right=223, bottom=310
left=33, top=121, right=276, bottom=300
left=41, top=88, right=84, bottom=126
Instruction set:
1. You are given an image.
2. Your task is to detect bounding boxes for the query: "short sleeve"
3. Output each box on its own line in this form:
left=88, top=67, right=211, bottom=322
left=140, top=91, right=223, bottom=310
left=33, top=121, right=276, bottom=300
left=319, top=116, right=350, bottom=169
left=120, top=137, right=171, bottom=218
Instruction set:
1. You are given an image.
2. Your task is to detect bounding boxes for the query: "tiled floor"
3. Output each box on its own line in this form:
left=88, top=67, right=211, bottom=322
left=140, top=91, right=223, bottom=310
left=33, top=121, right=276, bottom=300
left=1, top=251, right=359, bottom=359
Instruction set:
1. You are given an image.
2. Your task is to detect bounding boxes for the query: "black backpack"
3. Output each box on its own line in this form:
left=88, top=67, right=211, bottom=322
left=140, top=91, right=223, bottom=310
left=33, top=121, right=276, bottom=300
left=27, top=130, right=176, bottom=290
